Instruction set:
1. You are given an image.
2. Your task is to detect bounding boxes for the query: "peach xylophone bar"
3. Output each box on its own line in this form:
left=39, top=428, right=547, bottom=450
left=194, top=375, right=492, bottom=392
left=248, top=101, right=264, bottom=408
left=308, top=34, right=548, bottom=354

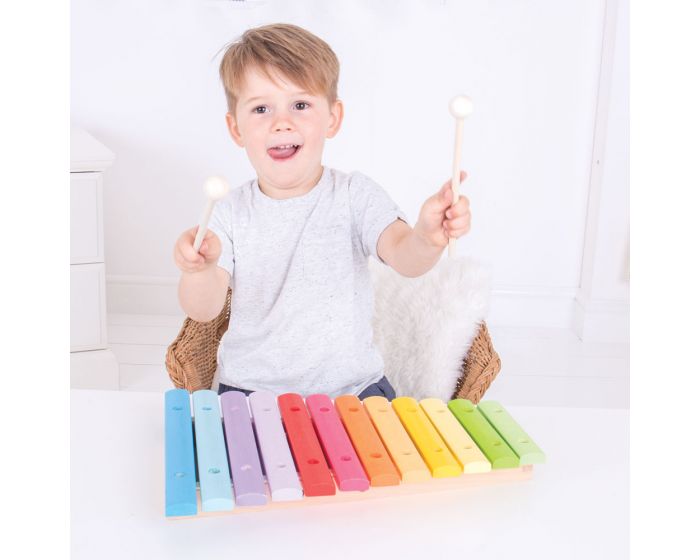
left=248, top=391, right=303, bottom=501
left=164, top=389, right=197, bottom=516
left=221, top=390, right=267, bottom=505
left=363, top=396, right=432, bottom=482
left=192, top=390, right=235, bottom=511
left=278, top=393, right=336, bottom=497
left=307, top=394, right=370, bottom=491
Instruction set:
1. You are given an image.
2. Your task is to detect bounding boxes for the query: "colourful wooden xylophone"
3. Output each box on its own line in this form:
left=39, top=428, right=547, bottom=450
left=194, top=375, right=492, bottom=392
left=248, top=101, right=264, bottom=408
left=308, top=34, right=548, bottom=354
left=164, top=389, right=545, bottom=517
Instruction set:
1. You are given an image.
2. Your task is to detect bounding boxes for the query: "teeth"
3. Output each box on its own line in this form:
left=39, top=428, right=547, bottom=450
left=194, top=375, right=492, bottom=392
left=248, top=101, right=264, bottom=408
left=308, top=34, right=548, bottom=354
left=272, top=144, right=298, bottom=149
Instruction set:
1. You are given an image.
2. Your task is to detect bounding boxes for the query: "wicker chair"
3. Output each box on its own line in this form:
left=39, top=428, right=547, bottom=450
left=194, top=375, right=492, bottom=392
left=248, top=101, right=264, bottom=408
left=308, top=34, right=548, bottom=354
left=165, top=288, right=501, bottom=403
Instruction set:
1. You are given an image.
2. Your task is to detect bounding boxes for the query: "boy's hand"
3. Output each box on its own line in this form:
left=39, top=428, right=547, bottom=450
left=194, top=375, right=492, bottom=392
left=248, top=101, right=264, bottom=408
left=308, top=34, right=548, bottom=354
left=174, top=226, right=222, bottom=273
left=414, top=171, right=471, bottom=249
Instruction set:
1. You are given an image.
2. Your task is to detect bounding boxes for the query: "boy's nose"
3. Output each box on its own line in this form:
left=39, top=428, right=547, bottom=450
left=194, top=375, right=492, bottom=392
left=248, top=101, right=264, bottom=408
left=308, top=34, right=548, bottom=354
left=273, top=121, right=294, bottom=132
left=272, top=116, right=295, bottom=132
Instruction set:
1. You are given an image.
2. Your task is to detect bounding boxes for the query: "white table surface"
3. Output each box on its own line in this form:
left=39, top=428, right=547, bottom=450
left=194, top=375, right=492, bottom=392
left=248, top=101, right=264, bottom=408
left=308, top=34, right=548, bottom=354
left=71, top=389, right=629, bottom=560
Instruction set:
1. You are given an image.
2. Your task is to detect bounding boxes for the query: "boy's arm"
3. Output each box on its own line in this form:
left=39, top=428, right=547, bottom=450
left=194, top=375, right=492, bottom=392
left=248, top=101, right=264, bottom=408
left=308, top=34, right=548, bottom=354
left=175, top=227, right=231, bottom=322
left=178, top=266, right=231, bottom=322
left=377, top=220, right=443, bottom=278
left=377, top=172, right=470, bottom=278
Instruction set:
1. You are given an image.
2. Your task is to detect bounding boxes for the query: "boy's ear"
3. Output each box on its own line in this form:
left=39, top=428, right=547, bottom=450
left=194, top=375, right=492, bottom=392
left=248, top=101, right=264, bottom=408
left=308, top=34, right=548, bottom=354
left=225, top=112, right=245, bottom=147
left=326, top=99, right=344, bottom=139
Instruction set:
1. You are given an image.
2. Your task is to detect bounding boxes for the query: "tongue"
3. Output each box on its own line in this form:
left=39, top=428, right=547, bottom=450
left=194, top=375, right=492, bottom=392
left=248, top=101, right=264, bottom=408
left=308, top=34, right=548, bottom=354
left=268, top=146, right=297, bottom=159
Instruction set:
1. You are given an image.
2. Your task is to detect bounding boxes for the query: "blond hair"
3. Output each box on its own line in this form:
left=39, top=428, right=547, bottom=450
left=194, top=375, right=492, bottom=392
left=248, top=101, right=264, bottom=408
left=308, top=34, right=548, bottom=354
left=219, top=23, right=340, bottom=115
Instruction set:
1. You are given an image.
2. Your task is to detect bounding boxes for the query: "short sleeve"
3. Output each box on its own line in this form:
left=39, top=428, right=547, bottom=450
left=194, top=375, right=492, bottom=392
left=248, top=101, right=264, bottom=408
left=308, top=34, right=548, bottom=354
left=348, top=172, right=408, bottom=262
left=208, top=197, right=235, bottom=277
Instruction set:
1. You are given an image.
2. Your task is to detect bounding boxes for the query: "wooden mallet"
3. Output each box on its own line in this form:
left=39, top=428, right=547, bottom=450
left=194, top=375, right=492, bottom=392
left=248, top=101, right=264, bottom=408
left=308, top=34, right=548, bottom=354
left=448, top=95, right=473, bottom=258
left=193, top=176, right=230, bottom=252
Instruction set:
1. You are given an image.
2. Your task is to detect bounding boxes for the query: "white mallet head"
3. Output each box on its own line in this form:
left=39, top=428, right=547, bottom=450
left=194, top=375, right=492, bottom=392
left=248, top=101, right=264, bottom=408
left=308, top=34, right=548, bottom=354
left=449, top=95, right=474, bottom=119
left=193, top=176, right=230, bottom=251
left=203, top=175, right=230, bottom=201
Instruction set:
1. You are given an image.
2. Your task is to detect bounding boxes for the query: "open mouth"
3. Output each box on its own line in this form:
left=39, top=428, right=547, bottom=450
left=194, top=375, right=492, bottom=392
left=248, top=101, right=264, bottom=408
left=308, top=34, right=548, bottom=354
left=267, top=143, right=302, bottom=162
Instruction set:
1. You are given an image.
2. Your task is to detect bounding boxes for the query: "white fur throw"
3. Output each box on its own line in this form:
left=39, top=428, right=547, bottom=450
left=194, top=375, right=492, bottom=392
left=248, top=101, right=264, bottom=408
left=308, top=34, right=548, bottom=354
left=369, top=256, right=492, bottom=401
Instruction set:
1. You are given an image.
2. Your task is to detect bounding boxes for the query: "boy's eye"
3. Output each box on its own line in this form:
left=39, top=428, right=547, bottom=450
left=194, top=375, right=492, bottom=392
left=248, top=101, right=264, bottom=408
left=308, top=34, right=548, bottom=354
left=253, top=106, right=268, bottom=114
left=294, top=102, right=310, bottom=110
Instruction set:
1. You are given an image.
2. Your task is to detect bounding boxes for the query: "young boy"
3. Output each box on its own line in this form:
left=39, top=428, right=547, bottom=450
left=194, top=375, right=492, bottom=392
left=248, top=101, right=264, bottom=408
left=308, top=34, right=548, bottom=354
left=173, top=23, right=471, bottom=400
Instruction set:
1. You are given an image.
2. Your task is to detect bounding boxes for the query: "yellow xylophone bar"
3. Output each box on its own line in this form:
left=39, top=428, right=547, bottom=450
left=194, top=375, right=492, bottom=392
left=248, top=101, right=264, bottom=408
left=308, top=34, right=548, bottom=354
left=391, top=397, right=463, bottom=478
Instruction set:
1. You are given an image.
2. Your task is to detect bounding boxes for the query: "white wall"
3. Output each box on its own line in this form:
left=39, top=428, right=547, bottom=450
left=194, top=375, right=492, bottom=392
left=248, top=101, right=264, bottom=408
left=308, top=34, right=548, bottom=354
left=71, top=0, right=628, bottom=339
left=575, top=0, right=630, bottom=342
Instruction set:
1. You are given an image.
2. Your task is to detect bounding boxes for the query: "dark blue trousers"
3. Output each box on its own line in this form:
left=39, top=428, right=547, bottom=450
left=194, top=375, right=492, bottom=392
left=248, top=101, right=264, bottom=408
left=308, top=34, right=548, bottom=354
left=217, top=375, right=397, bottom=401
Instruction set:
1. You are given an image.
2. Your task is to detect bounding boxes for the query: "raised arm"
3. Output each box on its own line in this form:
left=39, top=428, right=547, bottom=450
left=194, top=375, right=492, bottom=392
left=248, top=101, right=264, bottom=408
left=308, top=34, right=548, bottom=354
left=377, top=172, right=470, bottom=277
left=175, top=227, right=231, bottom=322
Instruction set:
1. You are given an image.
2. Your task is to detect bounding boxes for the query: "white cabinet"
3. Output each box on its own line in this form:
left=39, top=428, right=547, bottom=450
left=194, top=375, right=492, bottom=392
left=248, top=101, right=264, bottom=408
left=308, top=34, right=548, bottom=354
left=71, top=172, right=104, bottom=265
left=70, top=263, right=107, bottom=350
left=70, top=127, right=119, bottom=389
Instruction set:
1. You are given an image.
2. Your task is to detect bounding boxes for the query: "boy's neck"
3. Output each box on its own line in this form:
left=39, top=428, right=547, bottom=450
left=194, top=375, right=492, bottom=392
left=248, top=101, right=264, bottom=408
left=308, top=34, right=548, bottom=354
left=257, top=166, right=324, bottom=200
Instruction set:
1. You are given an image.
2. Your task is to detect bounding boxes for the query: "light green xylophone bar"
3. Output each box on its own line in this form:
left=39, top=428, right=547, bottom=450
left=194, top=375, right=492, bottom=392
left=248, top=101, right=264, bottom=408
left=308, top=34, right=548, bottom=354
left=477, top=401, right=546, bottom=465
left=447, top=399, right=519, bottom=469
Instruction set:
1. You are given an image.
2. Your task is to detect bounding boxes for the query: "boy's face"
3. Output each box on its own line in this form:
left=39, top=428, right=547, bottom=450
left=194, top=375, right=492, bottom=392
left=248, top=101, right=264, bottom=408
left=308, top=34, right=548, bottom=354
left=226, top=66, right=343, bottom=198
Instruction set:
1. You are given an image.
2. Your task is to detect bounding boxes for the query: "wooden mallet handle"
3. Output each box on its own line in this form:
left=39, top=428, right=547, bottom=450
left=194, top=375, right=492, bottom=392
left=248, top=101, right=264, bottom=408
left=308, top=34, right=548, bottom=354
left=193, top=176, right=230, bottom=252
left=448, top=95, right=473, bottom=258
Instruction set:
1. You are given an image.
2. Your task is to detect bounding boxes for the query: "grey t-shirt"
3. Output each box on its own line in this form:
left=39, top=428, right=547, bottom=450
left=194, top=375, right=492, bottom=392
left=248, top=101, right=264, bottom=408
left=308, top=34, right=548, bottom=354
left=208, top=166, right=407, bottom=398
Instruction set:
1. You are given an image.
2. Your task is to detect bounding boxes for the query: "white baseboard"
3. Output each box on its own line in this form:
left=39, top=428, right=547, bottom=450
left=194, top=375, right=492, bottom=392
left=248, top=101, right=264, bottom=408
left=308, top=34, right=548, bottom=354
left=489, top=285, right=577, bottom=329
left=573, top=293, right=630, bottom=343
left=107, top=275, right=629, bottom=342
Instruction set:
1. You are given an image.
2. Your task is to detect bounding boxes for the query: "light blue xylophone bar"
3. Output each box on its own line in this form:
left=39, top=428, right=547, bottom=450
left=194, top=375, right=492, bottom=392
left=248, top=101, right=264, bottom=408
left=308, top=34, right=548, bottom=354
left=192, top=390, right=235, bottom=512
left=164, top=389, right=197, bottom=517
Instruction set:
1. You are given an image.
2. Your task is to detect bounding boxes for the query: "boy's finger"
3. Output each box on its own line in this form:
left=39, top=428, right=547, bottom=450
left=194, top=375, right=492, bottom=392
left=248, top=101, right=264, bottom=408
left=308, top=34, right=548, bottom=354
left=179, top=240, right=203, bottom=263
left=452, top=225, right=471, bottom=238
left=175, top=252, right=203, bottom=272
left=446, top=197, right=470, bottom=219
left=430, top=182, right=453, bottom=208
left=438, top=171, right=467, bottom=201
left=445, top=215, right=471, bottom=230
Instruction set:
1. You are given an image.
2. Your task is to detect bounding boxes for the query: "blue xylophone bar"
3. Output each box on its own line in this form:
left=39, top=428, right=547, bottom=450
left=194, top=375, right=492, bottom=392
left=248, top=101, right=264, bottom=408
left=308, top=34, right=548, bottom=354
left=164, top=389, right=197, bottom=517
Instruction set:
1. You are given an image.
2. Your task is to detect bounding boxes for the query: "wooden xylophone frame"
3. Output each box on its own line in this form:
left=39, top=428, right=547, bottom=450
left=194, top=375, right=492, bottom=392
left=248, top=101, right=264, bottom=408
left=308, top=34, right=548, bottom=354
left=165, top=389, right=545, bottom=519
left=169, top=466, right=534, bottom=519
